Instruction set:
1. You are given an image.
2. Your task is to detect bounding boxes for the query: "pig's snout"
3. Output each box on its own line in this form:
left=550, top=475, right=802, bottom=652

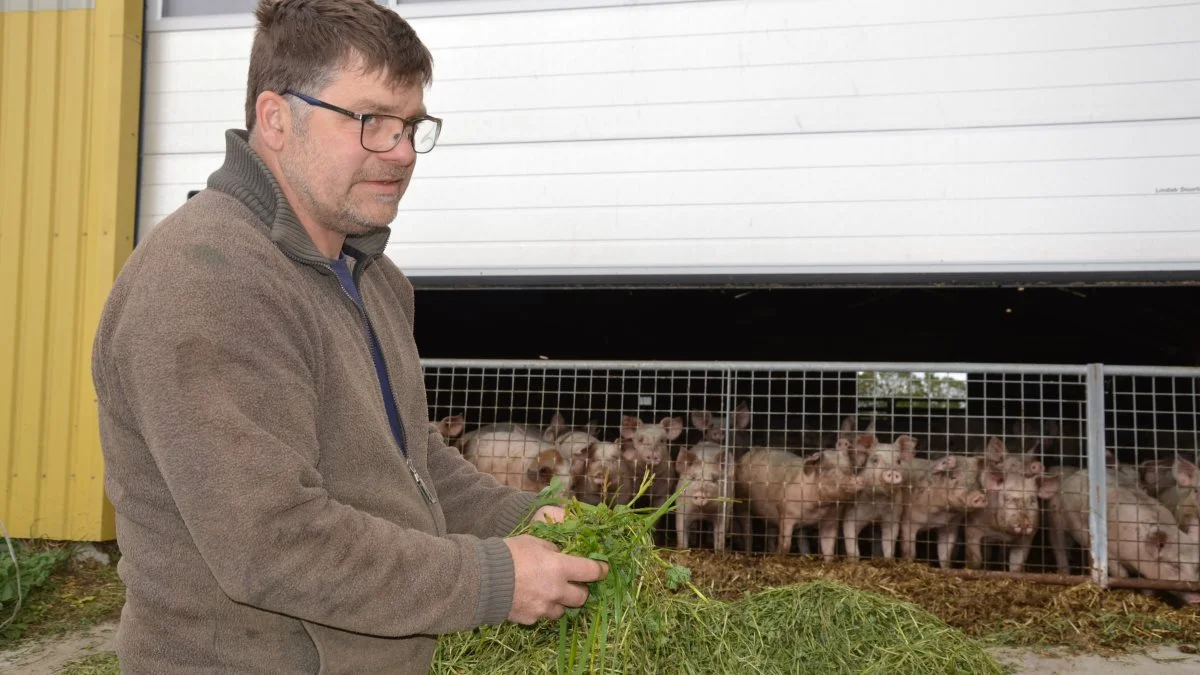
left=1010, top=515, right=1035, bottom=535
left=1181, top=592, right=1200, bottom=606
left=1027, top=461, right=1044, bottom=476
left=965, top=491, right=987, bottom=509
left=883, top=470, right=903, bottom=485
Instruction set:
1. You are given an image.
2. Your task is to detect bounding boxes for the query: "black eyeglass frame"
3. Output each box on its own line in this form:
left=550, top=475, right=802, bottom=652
left=281, top=89, right=443, bottom=154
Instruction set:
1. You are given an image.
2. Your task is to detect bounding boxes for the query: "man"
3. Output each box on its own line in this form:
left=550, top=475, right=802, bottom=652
left=90, top=1, right=606, bottom=672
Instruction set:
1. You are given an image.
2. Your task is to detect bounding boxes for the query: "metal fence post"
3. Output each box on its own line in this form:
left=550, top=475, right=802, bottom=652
left=720, top=367, right=737, bottom=542
left=1085, top=362, right=1109, bottom=589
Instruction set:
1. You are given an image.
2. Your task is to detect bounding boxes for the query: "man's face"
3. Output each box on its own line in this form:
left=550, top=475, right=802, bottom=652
left=280, top=65, right=424, bottom=238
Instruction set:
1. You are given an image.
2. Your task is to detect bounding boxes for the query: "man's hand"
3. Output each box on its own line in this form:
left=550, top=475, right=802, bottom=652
left=531, top=505, right=565, bottom=524
left=504, top=535, right=609, bottom=625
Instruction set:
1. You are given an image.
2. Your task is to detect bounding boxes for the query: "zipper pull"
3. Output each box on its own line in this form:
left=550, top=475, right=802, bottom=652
left=407, top=458, right=437, bottom=504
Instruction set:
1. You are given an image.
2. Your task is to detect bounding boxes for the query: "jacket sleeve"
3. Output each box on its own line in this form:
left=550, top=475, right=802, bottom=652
left=424, top=426, right=538, bottom=538
left=97, top=242, right=513, bottom=637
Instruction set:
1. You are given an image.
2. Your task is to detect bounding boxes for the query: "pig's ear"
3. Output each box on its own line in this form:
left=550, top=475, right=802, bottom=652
left=855, top=432, right=877, bottom=451
left=802, top=452, right=824, bottom=477
left=675, top=449, right=696, bottom=475
left=1104, top=448, right=1116, bottom=466
left=691, top=410, right=712, bottom=431
left=734, top=401, right=752, bottom=429
left=983, top=468, right=1006, bottom=491
left=542, top=412, right=567, bottom=441
left=661, top=417, right=684, bottom=441
left=436, top=415, right=465, bottom=439
left=1146, top=529, right=1170, bottom=557
left=1187, top=519, right=1200, bottom=542
left=1173, top=457, right=1198, bottom=489
left=839, top=416, right=857, bottom=437
left=985, top=437, right=1006, bottom=461
left=1036, top=474, right=1061, bottom=499
left=864, top=419, right=877, bottom=434
left=621, top=416, right=640, bottom=439
left=896, top=435, right=918, bottom=461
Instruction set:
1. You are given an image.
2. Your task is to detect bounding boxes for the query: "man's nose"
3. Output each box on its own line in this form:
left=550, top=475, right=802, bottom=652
left=379, top=138, right=417, bottom=166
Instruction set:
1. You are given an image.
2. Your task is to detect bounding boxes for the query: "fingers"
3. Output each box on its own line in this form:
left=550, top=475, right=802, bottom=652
left=532, top=505, right=566, bottom=524
left=559, top=554, right=609, bottom=583
left=560, top=582, right=589, bottom=609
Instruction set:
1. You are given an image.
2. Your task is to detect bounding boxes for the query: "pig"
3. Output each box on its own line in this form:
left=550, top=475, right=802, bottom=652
left=841, top=431, right=918, bottom=561
left=433, top=414, right=466, bottom=444
left=674, top=441, right=736, bottom=551
left=538, top=411, right=599, bottom=445
left=1104, top=449, right=1142, bottom=489
left=982, top=436, right=1043, bottom=477
left=536, top=412, right=609, bottom=492
left=460, top=424, right=572, bottom=493
left=1158, top=457, right=1199, bottom=538
left=964, top=466, right=1061, bottom=573
left=620, top=415, right=684, bottom=507
left=690, top=401, right=753, bottom=452
left=899, top=455, right=989, bottom=568
left=735, top=442, right=867, bottom=560
left=1141, top=458, right=1180, bottom=498
left=574, top=440, right=634, bottom=507
left=1050, top=469, right=1200, bottom=604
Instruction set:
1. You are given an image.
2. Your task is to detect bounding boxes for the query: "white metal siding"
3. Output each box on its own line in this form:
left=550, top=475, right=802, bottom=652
left=138, top=0, right=1200, bottom=283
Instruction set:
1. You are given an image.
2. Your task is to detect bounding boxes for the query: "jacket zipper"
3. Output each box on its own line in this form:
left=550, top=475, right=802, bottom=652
left=328, top=271, right=438, bottom=508
left=280, top=250, right=440, bottom=521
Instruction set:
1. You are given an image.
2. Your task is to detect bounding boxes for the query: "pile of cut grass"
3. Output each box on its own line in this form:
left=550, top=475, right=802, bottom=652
left=433, top=476, right=1006, bottom=674
left=670, top=550, right=1200, bottom=655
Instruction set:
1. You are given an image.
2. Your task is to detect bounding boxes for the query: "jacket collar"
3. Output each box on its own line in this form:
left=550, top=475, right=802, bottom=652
left=207, top=129, right=391, bottom=271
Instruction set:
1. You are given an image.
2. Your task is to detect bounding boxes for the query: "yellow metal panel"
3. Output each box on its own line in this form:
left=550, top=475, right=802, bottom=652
left=0, top=1, right=139, bottom=541
left=52, top=11, right=95, bottom=541
left=19, top=8, right=62, bottom=539
left=77, top=0, right=141, bottom=542
left=1, top=10, right=34, bottom=538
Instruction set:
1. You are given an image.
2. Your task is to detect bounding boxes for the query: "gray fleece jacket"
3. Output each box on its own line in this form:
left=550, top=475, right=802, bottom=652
left=91, top=129, right=536, bottom=674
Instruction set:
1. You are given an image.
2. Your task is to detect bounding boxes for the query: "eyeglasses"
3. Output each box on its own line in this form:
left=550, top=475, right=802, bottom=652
left=281, top=89, right=443, bottom=154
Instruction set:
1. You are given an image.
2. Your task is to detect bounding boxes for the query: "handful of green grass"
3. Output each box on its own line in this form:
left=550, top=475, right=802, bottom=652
left=512, top=472, right=699, bottom=675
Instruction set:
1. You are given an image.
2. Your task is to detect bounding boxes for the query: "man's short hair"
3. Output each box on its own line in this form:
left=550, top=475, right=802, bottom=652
left=245, top=0, right=434, bottom=132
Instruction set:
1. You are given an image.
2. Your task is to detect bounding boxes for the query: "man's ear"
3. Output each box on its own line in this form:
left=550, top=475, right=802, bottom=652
left=255, top=91, right=291, bottom=151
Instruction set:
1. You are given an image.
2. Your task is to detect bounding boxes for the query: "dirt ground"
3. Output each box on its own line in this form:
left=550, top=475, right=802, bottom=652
left=992, top=646, right=1200, bottom=674
left=0, top=621, right=117, bottom=675
left=3, top=624, right=1200, bottom=674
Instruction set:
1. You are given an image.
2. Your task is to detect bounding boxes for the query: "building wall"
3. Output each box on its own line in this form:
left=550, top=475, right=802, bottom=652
left=139, top=0, right=1200, bottom=284
left=0, top=0, right=143, bottom=541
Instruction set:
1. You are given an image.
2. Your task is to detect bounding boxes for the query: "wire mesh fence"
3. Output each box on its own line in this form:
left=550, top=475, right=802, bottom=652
left=422, top=359, right=1200, bottom=598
